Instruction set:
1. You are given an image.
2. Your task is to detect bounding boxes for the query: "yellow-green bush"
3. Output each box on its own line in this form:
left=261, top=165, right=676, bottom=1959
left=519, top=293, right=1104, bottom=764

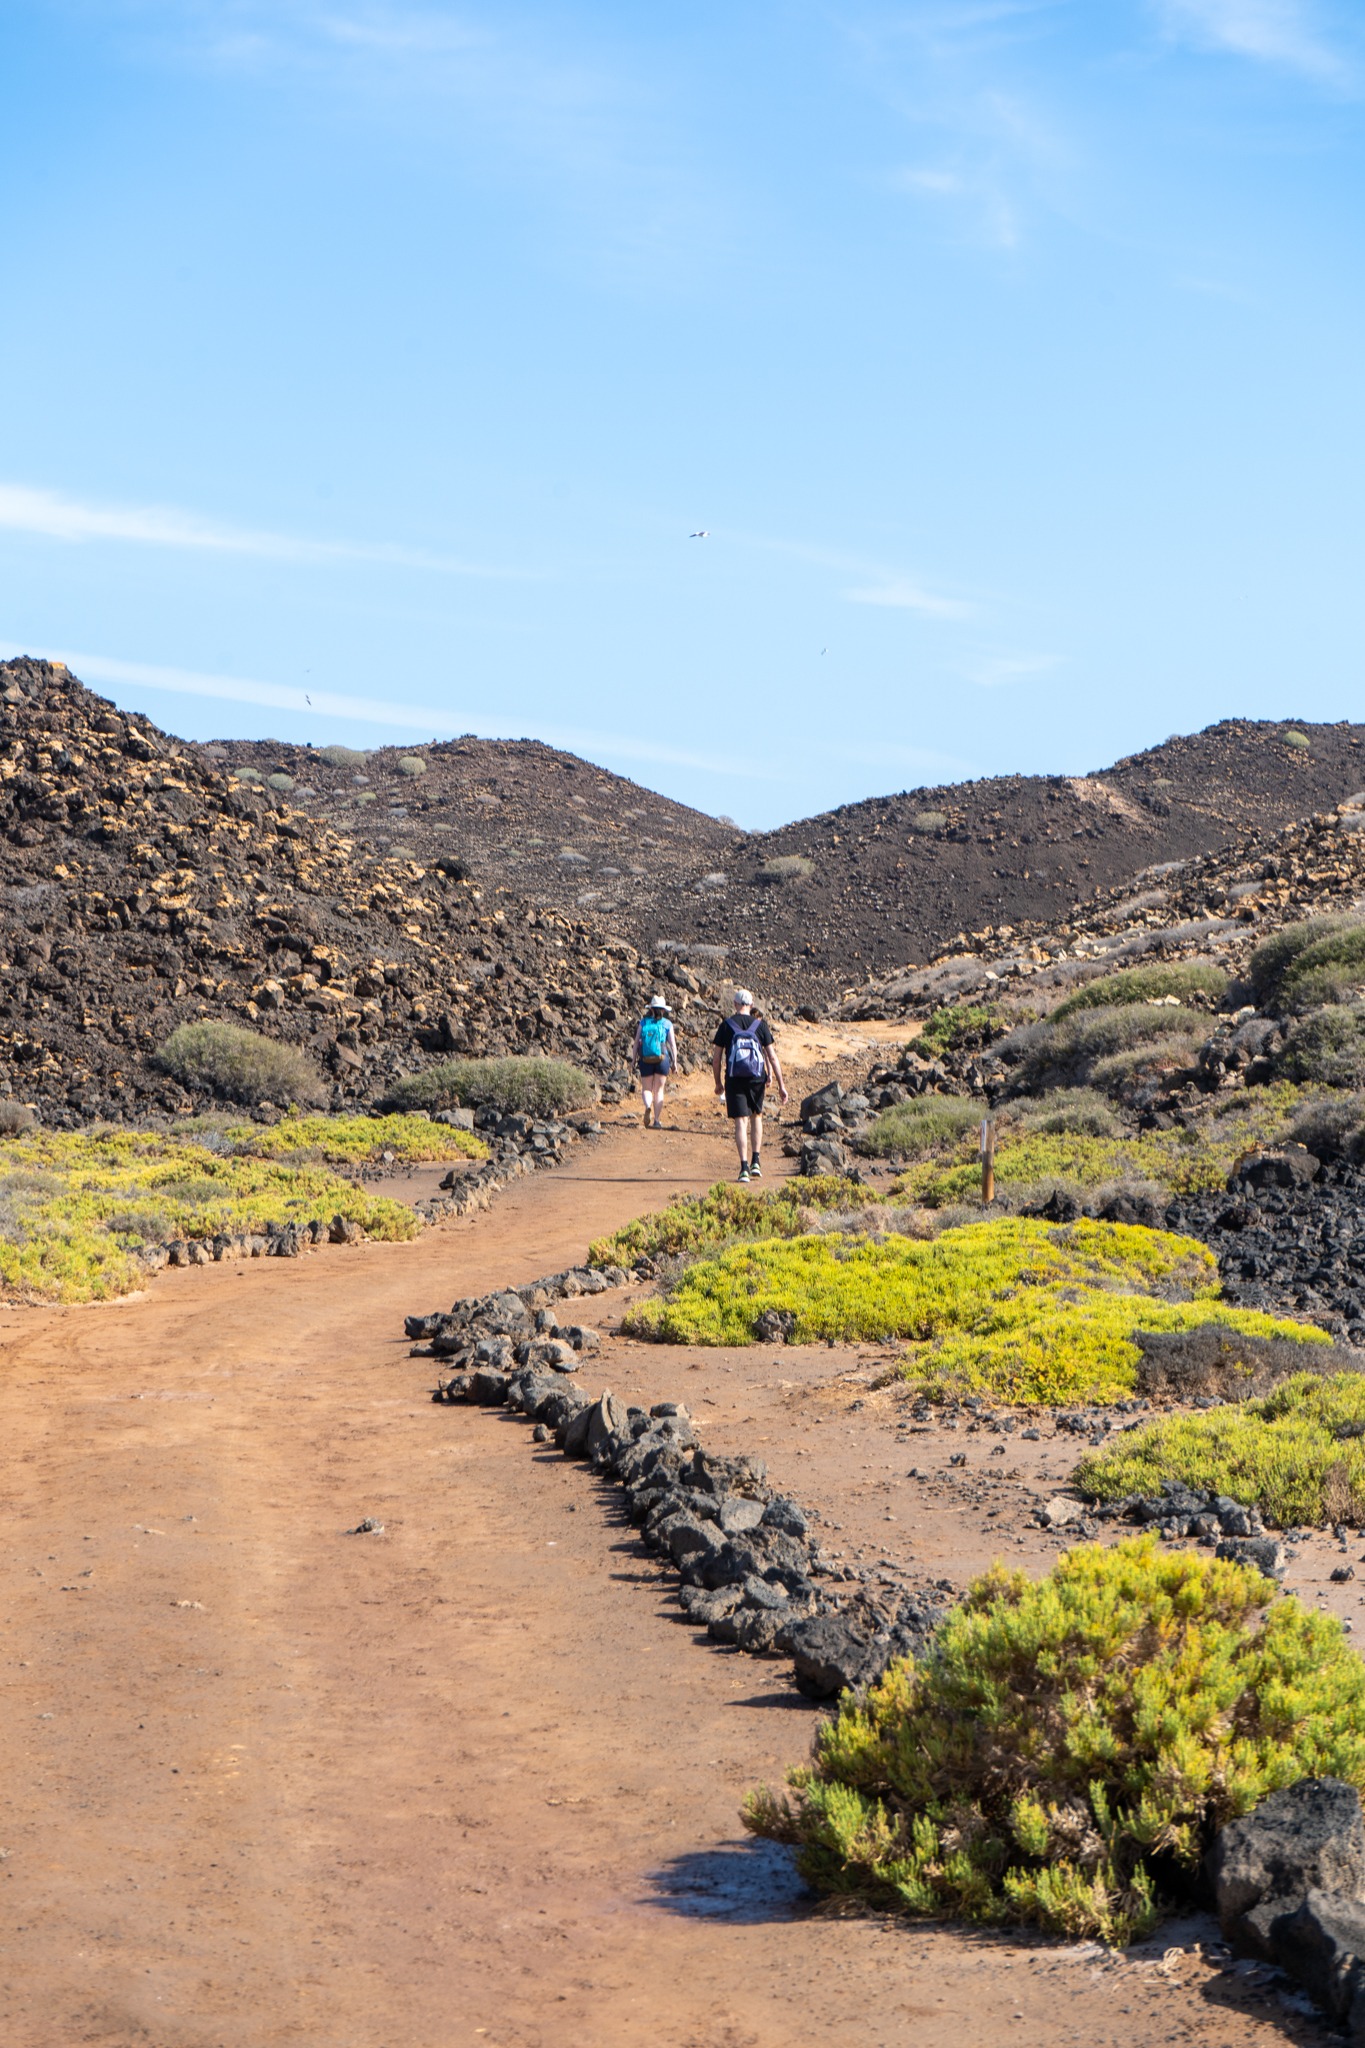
left=744, top=1538, right=1365, bottom=1944
left=890, top=1129, right=1226, bottom=1207
left=622, top=1217, right=1324, bottom=1403
left=0, top=1125, right=438, bottom=1303
left=170, top=1111, right=486, bottom=1166
left=588, top=1175, right=864, bottom=1269
left=1078, top=1371, right=1365, bottom=1527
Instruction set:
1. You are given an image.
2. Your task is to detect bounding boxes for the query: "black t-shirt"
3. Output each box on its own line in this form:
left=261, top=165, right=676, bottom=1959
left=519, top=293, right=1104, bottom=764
left=714, top=1013, right=774, bottom=1056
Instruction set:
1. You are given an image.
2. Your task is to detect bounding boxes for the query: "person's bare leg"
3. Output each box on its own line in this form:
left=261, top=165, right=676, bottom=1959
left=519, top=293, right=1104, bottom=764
left=732, top=1117, right=750, bottom=1165
left=750, top=1114, right=763, bottom=1163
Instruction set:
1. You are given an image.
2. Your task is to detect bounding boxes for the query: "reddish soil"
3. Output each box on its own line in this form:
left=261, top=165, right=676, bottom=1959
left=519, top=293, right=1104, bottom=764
left=2, top=1092, right=1340, bottom=2048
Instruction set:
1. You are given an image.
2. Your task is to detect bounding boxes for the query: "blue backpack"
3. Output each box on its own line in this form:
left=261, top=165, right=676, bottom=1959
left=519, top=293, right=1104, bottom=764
left=640, top=1014, right=670, bottom=1060
left=726, top=1018, right=767, bottom=1080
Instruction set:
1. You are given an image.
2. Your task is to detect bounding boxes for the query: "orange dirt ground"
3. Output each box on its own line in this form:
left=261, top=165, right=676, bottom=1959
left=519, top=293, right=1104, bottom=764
left=0, top=1074, right=1341, bottom=2047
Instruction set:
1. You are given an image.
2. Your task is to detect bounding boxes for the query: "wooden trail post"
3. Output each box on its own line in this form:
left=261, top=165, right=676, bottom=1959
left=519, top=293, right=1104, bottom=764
left=980, top=1117, right=996, bottom=1206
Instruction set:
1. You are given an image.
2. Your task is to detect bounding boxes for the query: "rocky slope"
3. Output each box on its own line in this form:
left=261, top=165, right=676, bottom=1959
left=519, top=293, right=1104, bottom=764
left=0, top=659, right=735, bottom=1124
left=202, top=711, right=1365, bottom=1002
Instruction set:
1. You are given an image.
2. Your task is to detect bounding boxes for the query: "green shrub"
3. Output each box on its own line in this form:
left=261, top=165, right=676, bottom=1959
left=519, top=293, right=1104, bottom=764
left=622, top=1217, right=1320, bottom=1403
left=756, top=854, right=813, bottom=883
left=1286, top=1092, right=1365, bottom=1160
left=1277, top=1004, right=1365, bottom=1087
left=396, top=755, right=427, bottom=778
left=268, top=772, right=294, bottom=792
left=155, top=1022, right=327, bottom=1107
left=919, top=1004, right=994, bottom=1058
left=1051, top=962, right=1227, bottom=1020
left=1282, top=729, right=1311, bottom=749
left=355, top=790, right=377, bottom=806
left=1250, top=914, right=1365, bottom=1003
left=744, top=1537, right=1365, bottom=1945
left=1078, top=1372, right=1365, bottom=1527
left=1014, top=1088, right=1121, bottom=1138
left=383, top=1056, right=596, bottom=1118
left=861, top=1097, right=984, bottom=1158
left=233, top=766, right=262, bottom=783
left=0, top=1127, right=422, bottom=1303
left=0, top=1102, right=36, bottom=1135
left=318, top=744, right=370, bottom=769
left=1003, top=1004, right=1210, bottom=1096
left=1086, top=1031, right=1205, bottom=1094
left=588, top=1175, right=864, bottom=1270
left=912, top=811, right=947, bottom=833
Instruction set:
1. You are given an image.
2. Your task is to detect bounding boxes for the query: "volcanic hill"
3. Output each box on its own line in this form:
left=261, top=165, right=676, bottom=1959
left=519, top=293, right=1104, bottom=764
left=200, top=711, right=1365, bottom=1000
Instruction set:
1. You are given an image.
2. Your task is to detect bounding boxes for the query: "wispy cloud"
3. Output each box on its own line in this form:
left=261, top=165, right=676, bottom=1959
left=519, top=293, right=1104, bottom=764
left=149, top=4, right=730, bottom=294
left=1154, top=0, right=1351, bottom=82
left=842, top=574, right=971, bottom=619
left=0, top=645, right=769, bottom=781
left=0, top=482, right=513, bottom=577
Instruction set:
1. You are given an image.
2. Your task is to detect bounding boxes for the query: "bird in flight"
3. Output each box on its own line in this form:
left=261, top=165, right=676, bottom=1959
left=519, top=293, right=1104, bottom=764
left=690, top=530, right=708, bottom=538
left=306, top=695, right=312, bottom=705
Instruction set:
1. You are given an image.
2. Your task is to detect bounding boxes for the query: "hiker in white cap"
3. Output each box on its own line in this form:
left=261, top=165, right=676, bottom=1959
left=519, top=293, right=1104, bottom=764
left=712, top=987, right=787, bottom=1182
left=632, top=993, right=680, bottom=1129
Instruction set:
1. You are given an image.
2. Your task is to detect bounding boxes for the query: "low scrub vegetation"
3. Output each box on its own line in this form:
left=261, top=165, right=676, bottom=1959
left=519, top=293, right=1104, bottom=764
left=168, top=1111, right=486, bottom=1166
left=997, top=1004, right=1210, bottom=1097
left=622, top=1217, right=1322, bottom=1403
left=318, top=744, right=370, bottom=768
left=874, top=1085, right=1304, bottom=1207
left=1277, top=1003, right=1365, bottom=1088
left=1250, top=913, right=1365, bottom=1008
left=919, top=1004, right=995, bottom=1059
left=861, top=1096, right=984, bottom=1158
left=756, top=854, right=814, bottom=883
left=1050, top=961, right=1227, bottom=1020
left=1077, top=1371, right=1365, bottom=1528
left=588, top=1175, right=866, bottom=1270
left=155, top=1022, right=327, bottom=1107
left=397, top=755, right=426, bottom=777
left=0, top=1127, right=424, bottom=1303
left=745, top=1538, right=1365, bottom=1945
left=383, top=1055, right=597, bottom=1118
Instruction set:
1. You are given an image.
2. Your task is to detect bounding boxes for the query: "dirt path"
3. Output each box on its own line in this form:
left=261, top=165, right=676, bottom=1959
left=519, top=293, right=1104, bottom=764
left=1, top=1105, right=1331, bottom=2048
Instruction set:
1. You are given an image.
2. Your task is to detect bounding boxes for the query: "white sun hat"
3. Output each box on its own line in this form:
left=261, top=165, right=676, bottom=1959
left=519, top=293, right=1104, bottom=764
left=732, top=987, right=754, bottom=1008
left=647, top=993, right=673, bottom=1011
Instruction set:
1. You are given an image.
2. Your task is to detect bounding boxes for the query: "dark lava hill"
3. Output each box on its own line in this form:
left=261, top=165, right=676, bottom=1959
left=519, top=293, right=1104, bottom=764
left=0, top=660, right=733, bottom=1124
left=203, top=711, right=1365, bottom=1006
left=4, top=652, right=1364, bottom=1129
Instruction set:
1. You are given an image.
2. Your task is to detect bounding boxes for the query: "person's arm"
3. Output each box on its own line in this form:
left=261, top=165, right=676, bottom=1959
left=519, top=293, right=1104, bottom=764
left=764, top=1034, right=789, bottom=1104
left=667, top=1022, right=679, bottom=1072
left=712, top=1034, right=725, bottom=1094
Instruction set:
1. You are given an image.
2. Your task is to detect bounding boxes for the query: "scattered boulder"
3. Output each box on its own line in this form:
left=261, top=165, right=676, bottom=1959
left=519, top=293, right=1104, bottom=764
left=1209, top=1778, right=1365, bottom=1939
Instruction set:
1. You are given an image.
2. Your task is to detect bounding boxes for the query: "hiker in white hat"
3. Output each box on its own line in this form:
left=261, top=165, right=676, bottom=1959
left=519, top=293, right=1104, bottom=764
left=632, top=993, right=680, bottom=1129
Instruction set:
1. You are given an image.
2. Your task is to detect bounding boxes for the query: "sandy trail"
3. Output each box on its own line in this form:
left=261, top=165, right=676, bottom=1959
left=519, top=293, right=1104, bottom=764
left=0, top=1059, right=1330, bottom=2048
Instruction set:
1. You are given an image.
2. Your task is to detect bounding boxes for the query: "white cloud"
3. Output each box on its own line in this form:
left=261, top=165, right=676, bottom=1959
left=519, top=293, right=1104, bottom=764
left=0, top=645, right=768, bottom=780
left=0, top=482, right=511, bottom=577
left=1155, top=0, right=1349, bottom=81
left=843, top=575, right=971, bottom=619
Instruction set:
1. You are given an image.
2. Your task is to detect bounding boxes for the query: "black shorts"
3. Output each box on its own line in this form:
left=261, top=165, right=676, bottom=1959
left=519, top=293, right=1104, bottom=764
left=725, top=1079, right=766, bottom=1119
left=638, top=1058, right=665, bottom=1076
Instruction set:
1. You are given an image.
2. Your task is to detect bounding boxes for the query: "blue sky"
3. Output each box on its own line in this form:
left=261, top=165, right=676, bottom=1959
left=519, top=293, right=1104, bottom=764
left=2, top=2, right=1362, bottom=828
